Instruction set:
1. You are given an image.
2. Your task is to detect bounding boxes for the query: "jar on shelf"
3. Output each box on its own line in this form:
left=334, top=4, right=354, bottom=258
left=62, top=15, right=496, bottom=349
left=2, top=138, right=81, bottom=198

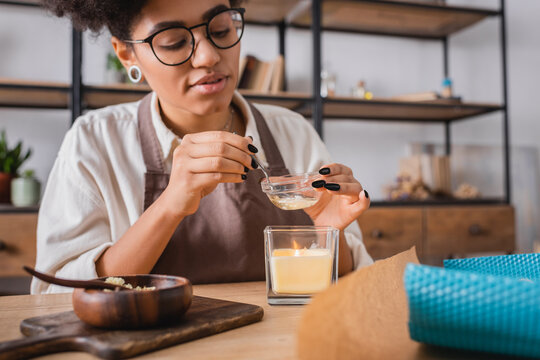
left=320, top=69, right=336, bottom=98
left=441, top=77, right=453, bottom=98
left=352, top=81, right=366, bottom=98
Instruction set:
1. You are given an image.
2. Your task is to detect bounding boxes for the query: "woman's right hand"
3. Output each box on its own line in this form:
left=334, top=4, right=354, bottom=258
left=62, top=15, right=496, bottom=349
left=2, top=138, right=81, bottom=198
left=160, top=131, right=257, bottom=218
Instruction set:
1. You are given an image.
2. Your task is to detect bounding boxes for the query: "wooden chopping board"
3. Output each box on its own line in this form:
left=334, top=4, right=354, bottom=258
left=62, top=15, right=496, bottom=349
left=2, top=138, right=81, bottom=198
left=0, top=295, right=264, bottom=360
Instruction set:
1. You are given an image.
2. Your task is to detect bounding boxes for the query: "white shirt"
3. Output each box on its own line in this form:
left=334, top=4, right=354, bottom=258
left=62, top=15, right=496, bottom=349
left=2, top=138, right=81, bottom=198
left=32, top=91, right=373, bottom=294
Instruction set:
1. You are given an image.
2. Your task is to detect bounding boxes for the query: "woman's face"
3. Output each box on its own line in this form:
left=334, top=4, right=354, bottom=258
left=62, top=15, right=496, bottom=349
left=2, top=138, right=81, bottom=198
left=129, top=0, right=241, bottom=116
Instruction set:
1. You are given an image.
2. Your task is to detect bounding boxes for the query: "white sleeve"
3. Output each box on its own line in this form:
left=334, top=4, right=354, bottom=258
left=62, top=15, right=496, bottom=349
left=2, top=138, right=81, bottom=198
left=343, top=221, right=374, bottom=269
left=31, top=141, right=113, bottom=294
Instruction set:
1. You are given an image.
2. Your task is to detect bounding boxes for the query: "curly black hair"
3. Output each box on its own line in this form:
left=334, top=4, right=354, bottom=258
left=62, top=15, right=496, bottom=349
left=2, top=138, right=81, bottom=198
left=41, top=0, right=243, bottom=40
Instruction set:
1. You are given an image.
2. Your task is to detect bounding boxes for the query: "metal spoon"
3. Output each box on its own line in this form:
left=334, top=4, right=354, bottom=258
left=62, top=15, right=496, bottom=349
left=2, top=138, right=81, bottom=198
left=23, top=266, right=127, bottom=291
left=250, top=154, right=271, bottom=185
left=233, top=131, right=273, bottom=188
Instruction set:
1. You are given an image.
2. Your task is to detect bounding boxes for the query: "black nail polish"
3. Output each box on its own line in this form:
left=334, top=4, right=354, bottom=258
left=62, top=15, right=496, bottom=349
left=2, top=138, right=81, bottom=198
left=324, top=183, right=340, bottom=191
left=364, top=190, right=369, bottom=199
left=319, top=167, right=331, bottom=175
left=244, top=166, right=249, bottom=173
left=241, top=174, right=247, bottom=180
left=248, top=144, right=258, bottom=153
left=312, top=180, right=326, bottom=188
left=251, top=158, right=259, bottom=169
left=248, top=135, right=253, bottom=140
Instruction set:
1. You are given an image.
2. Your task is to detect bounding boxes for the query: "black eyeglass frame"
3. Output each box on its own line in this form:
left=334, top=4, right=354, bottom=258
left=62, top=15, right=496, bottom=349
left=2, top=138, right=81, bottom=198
left=123, top=7, right=246, bottom=67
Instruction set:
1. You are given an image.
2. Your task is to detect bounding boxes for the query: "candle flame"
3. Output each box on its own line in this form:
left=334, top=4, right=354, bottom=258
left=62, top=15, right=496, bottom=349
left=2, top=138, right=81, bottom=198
left=292, top=240, right=301, bottom=250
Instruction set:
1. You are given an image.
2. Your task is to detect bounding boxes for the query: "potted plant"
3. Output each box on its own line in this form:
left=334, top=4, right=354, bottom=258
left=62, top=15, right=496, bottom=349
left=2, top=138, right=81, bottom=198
left=11, top=169, right=41, bottom=207
left=0, top=130, right=32, bottom=204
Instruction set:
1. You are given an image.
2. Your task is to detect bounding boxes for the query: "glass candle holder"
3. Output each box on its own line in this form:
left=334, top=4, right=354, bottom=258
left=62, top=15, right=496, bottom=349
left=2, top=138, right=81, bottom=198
left=264, top=226, right=339, bottom=305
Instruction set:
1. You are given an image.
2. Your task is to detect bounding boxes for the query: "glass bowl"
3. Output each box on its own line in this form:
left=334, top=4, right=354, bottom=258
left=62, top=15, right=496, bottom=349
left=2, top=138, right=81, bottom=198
left=261, top=172, right=322, bottom=210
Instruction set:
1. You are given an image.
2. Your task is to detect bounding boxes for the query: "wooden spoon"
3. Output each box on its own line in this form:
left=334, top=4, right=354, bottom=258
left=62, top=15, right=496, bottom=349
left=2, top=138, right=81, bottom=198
left=23, top=266, right=127, bottom=291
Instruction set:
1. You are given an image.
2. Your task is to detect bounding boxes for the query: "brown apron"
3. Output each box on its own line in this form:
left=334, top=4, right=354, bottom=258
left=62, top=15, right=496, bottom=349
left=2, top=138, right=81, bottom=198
left=137, top=94, right=313, bottom=284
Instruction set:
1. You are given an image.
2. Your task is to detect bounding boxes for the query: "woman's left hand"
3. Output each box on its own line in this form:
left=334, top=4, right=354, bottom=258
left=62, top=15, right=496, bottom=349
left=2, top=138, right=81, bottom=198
left=303, top=163, right=370, bottom=231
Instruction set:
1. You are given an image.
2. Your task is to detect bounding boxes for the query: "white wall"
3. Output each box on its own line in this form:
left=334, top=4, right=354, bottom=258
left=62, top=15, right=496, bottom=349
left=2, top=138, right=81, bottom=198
left=1, top=1, right=539, bottom=250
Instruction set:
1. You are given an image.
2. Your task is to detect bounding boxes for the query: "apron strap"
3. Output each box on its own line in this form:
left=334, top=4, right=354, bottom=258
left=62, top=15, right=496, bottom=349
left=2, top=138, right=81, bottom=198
left=137, top=93, right=166, bottom=174
left=248, top=103, right=288, bottom=175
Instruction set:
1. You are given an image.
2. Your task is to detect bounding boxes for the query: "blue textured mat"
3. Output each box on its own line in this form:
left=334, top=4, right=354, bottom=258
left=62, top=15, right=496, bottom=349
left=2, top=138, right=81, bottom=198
left=444, top=253, right=540, bottom=280
left=404, top=254, right=540, bottom=358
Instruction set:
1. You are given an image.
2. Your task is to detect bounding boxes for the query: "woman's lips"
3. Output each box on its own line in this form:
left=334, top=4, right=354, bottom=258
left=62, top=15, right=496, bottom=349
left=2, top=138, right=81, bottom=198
left=191, top=76, right=228, bottom=95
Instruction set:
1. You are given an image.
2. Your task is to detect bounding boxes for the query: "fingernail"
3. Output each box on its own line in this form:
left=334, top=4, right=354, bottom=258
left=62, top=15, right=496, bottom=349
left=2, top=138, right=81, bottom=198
left=248, top=144, right=258, bottom=153
left=312, top=180, right=326, bottom=188
left=244, top=166, right=249, bottom=173
left=241, top=174, right=247, bottom=180
left=324, top=183, right=340, bottom=191
left=248, top=135, right=253, bottom=140
left=319, top=167, right=330, bottom=175
left=251, top=158, right=259, bottom=169
left=364, top=190, right=369, bottom=199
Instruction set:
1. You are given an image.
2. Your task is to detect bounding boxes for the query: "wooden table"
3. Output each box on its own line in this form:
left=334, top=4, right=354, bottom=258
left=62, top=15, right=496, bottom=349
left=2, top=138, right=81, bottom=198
left=0, top=282, right=301, bottom=359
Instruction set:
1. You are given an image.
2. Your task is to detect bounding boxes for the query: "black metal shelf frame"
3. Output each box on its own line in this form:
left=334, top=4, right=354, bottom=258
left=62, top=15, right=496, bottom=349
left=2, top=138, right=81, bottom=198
left=298, top=0, right=510, bottom=204
left=0, top=0, right=511, bottom=206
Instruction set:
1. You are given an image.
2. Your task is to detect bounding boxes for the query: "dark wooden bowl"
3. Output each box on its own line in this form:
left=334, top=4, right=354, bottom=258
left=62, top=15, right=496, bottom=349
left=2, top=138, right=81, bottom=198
left=72, top=274, right=192, bottom=329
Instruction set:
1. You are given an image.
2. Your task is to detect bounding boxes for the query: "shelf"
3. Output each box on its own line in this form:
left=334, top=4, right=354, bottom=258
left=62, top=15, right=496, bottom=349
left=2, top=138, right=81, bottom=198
left=85, top=86, right=313, bottom=113
left=319, top=97, right=503, bottom=122
left=371, top=198, right=507, bottom=207
left=290, top=0, right=499, bottom=39
left=244, top=0, right=308, bottom=25
left=84, top=83, right=151, bottom=109
left=0, top=78, right=69, bottom=109
left=0, top=204, right=39, bottom=213
left=238, top=90, right=312, bottom=113
left=0, top=0, right=40, bottom=7
left=0, top=80, right=502, bottom=122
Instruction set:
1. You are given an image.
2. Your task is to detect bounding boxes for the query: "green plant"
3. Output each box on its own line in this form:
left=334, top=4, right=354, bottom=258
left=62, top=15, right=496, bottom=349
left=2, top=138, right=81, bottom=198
left=107, top=52, right=125, bottom=72
left=22, top=169, right=35, bottom=178
left=0, top=130, right=32, bottom=175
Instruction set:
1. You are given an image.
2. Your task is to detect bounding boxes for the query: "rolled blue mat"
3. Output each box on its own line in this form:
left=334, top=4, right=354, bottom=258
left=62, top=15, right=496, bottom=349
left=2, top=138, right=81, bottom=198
left=404, top=258, right=540, bottom=358
left=444, top=253, right=540, bottom=280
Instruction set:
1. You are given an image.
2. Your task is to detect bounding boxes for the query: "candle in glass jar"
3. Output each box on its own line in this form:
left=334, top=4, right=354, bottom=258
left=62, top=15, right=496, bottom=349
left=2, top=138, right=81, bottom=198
left=270, top=248, right=332, bottom=294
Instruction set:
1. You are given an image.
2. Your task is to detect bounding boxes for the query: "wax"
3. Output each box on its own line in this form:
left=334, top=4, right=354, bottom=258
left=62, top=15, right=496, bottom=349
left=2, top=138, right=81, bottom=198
left=270, top=248, right=332, bottom=294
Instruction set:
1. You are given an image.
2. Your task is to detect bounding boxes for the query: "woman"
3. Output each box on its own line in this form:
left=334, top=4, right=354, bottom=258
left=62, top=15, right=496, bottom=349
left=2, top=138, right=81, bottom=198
left=32, top=0, right=372, bottom=293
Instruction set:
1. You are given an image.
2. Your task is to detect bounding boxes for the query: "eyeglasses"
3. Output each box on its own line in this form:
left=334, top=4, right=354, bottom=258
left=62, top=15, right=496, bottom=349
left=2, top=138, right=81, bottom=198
left=123, top=8, right=245, bottom=66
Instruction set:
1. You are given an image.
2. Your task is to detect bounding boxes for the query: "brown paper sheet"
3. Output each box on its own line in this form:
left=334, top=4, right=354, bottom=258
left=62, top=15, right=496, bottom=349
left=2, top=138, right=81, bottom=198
left=297, top=247, right=517, bottom=360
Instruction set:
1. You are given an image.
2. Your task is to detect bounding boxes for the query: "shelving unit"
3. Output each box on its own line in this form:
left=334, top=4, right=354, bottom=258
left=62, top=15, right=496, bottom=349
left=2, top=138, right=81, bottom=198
left=0, top=0, right=516, bottom=281
left=0, top=0, right=510, bottom=206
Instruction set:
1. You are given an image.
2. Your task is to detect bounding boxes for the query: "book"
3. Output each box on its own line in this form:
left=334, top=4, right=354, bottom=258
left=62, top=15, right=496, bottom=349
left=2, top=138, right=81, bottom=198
left=238, top=55, right=259, bottom=89
left=270, top=55, right=285, bottom=93
left=391, top=91, right=439, bottom=102
left=238, top=54, right=286, bottom=93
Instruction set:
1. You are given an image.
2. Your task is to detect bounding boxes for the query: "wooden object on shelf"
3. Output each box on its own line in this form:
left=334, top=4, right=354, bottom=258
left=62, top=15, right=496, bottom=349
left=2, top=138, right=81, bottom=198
left=399, top=154, right=451, bottom=194
left=291, top=0, right=498, bottom=38
left=358, top=205, right=515, bottom=263
left=391, top=91, right=440, bottom=102
left=0, top=213, right=38, bottom=277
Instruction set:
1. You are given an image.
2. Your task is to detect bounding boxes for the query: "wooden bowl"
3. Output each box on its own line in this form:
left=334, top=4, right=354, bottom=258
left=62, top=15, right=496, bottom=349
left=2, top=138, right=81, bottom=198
left=72, top=274, right=192, bottom=329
